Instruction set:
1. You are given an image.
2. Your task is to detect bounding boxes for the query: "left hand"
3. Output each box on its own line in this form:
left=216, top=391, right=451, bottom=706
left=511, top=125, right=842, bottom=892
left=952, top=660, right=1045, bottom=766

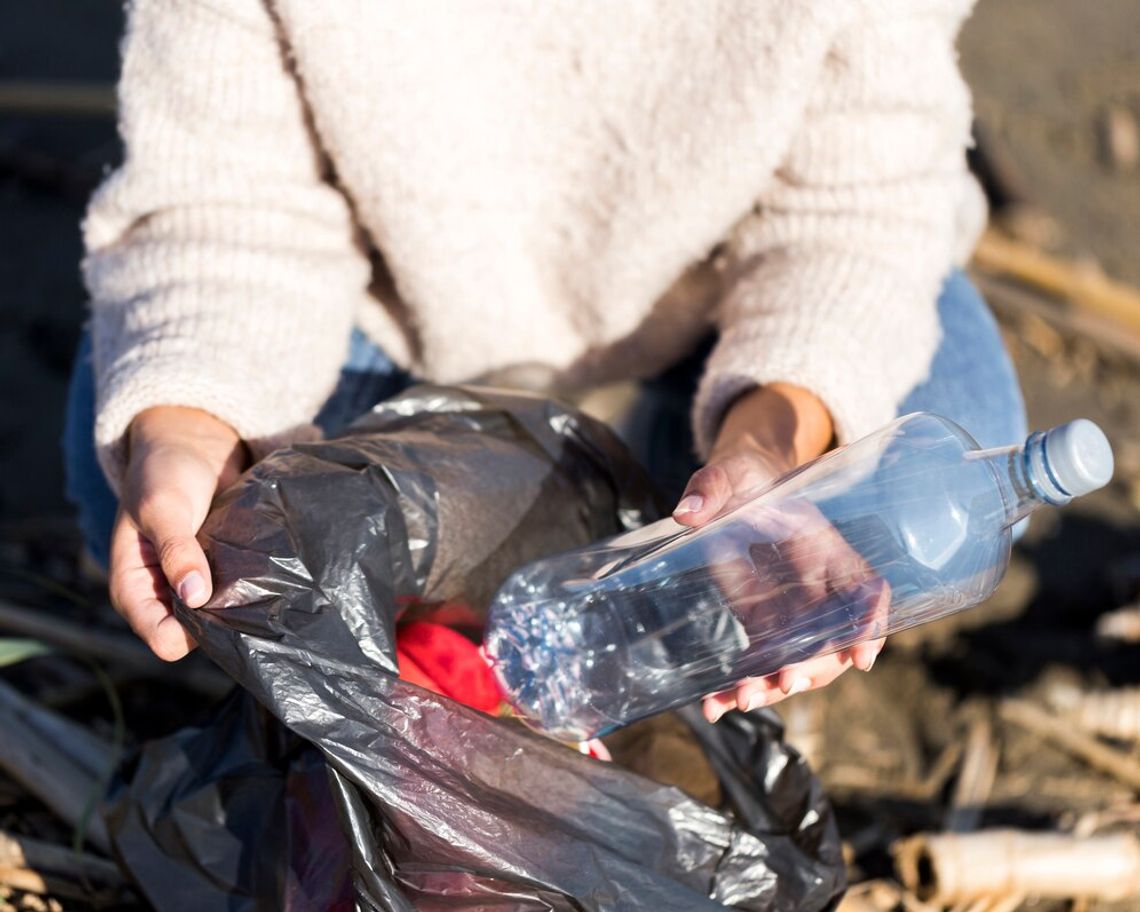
left=674, top=383, right=885, bottom=722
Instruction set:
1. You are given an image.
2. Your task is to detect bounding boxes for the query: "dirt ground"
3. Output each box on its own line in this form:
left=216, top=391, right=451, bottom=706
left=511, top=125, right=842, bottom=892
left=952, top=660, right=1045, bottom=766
left=1, top=1, right=1139, bottom=910
left=960, top=0, right=1140, bottom=287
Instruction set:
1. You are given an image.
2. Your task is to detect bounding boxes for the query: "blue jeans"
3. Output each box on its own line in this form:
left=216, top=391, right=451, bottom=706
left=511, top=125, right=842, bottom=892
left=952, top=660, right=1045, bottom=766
left=63, top=270, right=1026, bottom=566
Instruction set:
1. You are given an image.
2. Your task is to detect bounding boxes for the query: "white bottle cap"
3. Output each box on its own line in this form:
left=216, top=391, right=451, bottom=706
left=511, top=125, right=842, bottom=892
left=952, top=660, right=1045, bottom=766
left=1043, top=419, right=1113, bottom=497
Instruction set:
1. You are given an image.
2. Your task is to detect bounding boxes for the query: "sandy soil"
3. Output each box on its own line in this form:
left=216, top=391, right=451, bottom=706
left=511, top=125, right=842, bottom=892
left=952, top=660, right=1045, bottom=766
left=960, top=0, right=1140, bottom=285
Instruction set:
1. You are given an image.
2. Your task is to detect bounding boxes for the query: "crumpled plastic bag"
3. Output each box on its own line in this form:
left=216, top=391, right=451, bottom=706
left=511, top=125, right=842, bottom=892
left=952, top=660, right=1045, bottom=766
left=107, top=385, right=845, bottom=911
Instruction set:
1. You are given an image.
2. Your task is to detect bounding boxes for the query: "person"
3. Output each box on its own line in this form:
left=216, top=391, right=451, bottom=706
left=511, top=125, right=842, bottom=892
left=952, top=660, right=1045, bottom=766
left=64, top=0, right=1026, bottom=724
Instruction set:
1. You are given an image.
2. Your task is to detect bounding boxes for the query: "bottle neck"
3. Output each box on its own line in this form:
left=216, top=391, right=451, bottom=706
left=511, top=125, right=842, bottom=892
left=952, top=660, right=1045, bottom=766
left=969, top=432, right=1072, bottom=529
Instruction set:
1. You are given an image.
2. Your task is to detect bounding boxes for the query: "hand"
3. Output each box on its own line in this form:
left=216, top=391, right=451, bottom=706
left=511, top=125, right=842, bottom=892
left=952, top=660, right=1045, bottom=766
left=674, top=384, right=886, bottom=721
left=109, top=407, right=247, bottom=660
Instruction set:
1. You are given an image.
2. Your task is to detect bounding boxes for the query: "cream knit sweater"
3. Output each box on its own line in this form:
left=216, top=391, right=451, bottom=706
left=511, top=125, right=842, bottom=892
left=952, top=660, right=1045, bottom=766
left=84, top=0, right=985, bottom=490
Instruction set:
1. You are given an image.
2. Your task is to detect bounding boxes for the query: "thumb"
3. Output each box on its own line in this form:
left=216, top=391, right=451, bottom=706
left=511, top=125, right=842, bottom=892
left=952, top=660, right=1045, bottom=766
left=135, top=495, right=213, bottom=609
left=673, top=464, right=733, bottom=527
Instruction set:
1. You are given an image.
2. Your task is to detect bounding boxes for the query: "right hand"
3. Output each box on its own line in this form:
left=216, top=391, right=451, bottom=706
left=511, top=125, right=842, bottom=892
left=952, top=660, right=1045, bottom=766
left=677, top=383, right=887, bottom=721
left=109, top=407, right=247, bottom=660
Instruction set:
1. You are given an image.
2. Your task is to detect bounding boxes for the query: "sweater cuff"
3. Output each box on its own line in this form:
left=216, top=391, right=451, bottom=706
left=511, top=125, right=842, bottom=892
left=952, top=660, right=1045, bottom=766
left=94, top=353, right=325, bottom=496
left=692, top=251, right=942, bottom=459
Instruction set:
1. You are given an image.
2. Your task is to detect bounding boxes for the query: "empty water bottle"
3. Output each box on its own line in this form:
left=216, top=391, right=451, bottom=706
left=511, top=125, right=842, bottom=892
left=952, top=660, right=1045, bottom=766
left=483, top=413, right=1114, bottom=741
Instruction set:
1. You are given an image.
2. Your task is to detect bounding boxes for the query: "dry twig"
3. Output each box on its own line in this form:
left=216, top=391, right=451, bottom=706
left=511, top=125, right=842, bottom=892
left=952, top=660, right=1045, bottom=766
left=0, top=830, right=121, bottom=889
left=944, top=715, right=998, bottom=832
left=1044, top=682, right=1140, bottom=742
left=894, top=829, right=1140, bottom=902
left=973, top=226, right=1140, bottom=341
left=0, top=598, right=230, bottom=698
left=0, top=688, right=110, bottom=852
left=999, top=699, right=1140, bottom=791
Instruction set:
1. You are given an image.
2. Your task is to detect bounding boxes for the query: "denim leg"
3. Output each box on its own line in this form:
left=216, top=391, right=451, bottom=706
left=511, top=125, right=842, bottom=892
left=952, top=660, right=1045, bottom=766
left=899, top=270, right=1028, bottom=450
left=62, top=328, right=413, bottom=568
left=313, top=329, right=414, bottom=436
left=618, top=269, right=1027, bottom=503
left=615, top=341, right=711, bottom=505
left=62, top=332, right=119, bottom=569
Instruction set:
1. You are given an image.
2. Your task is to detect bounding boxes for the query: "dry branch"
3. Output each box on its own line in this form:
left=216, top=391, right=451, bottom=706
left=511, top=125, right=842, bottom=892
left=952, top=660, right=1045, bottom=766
left=894, top=829, right=1140, bottom=902
left=837, top=881, right=900, bottom=912
left=973, top=226, right=1140, bottom=340
left=1045, top=682, right=1140, bottom=742
left=999, top=698, right=1140, bottom=791
left=0, top=598, right=230, bottom=698
left=0, top=830, right=121, bottom=887
left=944, top=716, right=998, bottom=832
left=1095, top=605, right=1140, bottom=644
left=0, top=689, right=110, bottom=852
left=0, top=681, right=112, bottom=781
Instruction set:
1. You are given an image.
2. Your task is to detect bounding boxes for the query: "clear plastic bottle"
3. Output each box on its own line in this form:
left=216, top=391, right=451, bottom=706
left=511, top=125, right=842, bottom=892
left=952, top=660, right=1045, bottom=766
left=483, top=414, right=1114, bottom=741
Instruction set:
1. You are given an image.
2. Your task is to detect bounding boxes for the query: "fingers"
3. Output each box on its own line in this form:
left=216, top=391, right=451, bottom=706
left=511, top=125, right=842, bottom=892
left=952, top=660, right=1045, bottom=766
left=674, top=464, right=734, bottom=527
left=112, top=419, right=234, bottom=659
left=701, top=671, right=810, bottom=722
left=702, top=635, right=889, bottom=723
left=794, top=523, right=891, bottom=671
left=108, top=510, right=197, bottom=661
left=134, top=490, right=213, bottom=610
left=849, top=640, right=880, bottom=672
left=843, top=576, right=890, bottom=671
left=702, top=653, right=854, bottom=722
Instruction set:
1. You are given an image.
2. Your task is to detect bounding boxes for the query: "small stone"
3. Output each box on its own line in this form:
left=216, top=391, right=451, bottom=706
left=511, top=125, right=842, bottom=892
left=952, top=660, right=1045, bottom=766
left=1101, top=105, right=1139, bottom=172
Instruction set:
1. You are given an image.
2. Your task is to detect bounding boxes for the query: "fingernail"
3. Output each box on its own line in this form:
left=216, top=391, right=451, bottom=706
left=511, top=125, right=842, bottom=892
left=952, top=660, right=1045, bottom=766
left=706, top=703, right=727, bottom=724
left=865, top=654, right=876, bottom=672
left=740, top=694, right=754, bottom=713
left=788, top=677, right=811, bottom=696
left=673, top=494, right=704, bottom=517
left=177, top=571, right=206, bottom=606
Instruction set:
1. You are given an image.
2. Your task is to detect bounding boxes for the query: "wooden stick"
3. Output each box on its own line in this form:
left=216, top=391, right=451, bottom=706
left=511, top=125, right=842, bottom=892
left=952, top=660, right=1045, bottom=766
left=827, top=742, right=962, bottom=803
left=895, top=829, right=1140, bottom=902
left=0, top=695, right=110, bottom=853
left=0, top=863, right=111, bottom=902
left=0, top=680, right=112, bottom=781
left=839, top=884, right=898, bottom=912
left=0, top=82, right=115, bottom=117
left=0, top=865, right=52, bottom=896
left=921, top=740, right=965, bottom=801
left=985, top=894, right=1026, bottom=912
left=972, top=227, right=1140, bottom=340
left=944, top=716, right=999, bottom=832
left=1045, top=682, right=1140, bottom=742
left=0, top=830, right=122, bottom=887
left=897, top=889, right=942, bottom=912
left=999, top=699, right=1140, bottom=791
left=977, top=273, right=1140, bottom=365
left=950, top=898, right=991, bottom=912
left=0, top=598, right=231, bottom=698
left=1095, top=605, right=1140, bottom=645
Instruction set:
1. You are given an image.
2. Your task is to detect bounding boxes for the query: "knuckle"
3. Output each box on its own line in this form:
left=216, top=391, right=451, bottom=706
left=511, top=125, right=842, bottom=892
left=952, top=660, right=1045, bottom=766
left=700, top=464, right=728, bottom=488
left=156, top=535, right=194, bottom=569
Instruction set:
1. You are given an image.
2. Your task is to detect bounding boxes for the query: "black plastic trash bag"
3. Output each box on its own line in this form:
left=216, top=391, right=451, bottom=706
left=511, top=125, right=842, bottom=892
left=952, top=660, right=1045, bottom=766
left=107, top=691, right=354, bottom=910
left=108, top=385, right=845, bottom=911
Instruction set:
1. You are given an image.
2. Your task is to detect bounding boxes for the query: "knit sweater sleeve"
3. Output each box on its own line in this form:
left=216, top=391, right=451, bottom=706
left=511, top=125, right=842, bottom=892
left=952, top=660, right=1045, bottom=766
left=83, top=0, right=371, bottom=493
left=692, top=0, right=982, bottom=457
